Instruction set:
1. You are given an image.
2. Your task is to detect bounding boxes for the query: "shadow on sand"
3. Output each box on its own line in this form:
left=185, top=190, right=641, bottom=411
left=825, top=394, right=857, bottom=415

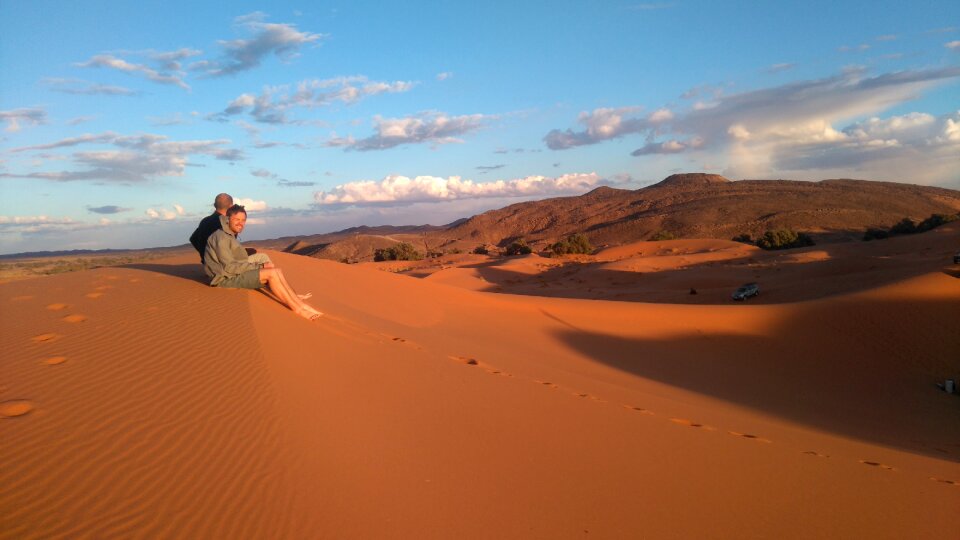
left=122, top=263, right=210, bottom=285
left=548, top=295, right=960, bottom=462
left=449, top=238, right=958, bottom=304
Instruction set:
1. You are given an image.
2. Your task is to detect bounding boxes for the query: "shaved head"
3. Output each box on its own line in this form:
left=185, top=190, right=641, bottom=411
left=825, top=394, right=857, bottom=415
left=214, top=193, right=233, bottom=212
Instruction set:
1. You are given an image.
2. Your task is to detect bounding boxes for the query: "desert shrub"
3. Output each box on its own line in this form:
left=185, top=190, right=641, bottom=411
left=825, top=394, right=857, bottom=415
left=550, top=233, right=594, bottom=256
left=755, top=229, right=815, bottom=250
left=917, top=213, right=958, bottom=232
left=732, top=234, right=753, bottom=244
left=446, top=248, right=463, bottom=255
left=503, top=239, right=533, bottom=256
left=889, top=218, right=917, bottom=235
left=472, top=245, right=489, bottom=255
left=651, top=230, right=676, bottom=241
left=862, top=228, right=889, bottom=241
left=374, top=242, right=422, bottom=261
left=863, top=212, right=959, bottom=241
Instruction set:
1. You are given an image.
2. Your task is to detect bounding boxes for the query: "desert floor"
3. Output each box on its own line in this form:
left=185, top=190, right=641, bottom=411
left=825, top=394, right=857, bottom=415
left=2, top=224, right=959, bottom=539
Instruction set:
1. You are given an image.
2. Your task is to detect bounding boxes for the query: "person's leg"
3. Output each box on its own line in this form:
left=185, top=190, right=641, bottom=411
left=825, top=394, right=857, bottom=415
left=273, top=269, right=323, bottom=316
left=259, top=268, right=321, bottom=319
left=251, top=253, right=310, bottom=299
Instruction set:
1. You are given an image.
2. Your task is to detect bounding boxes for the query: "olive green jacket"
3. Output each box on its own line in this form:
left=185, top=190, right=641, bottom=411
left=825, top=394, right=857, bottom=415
left=203, top=217, right=262, bottom=286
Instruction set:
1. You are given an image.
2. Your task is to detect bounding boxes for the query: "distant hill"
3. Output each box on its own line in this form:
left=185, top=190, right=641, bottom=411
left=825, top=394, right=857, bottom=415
left=434, top=174, right=960, bottom=250
left=6, top=174, right=959, bottom=264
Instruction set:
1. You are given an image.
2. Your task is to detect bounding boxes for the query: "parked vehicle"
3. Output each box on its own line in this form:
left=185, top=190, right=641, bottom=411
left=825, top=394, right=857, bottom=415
left=732, top=283, right=760, bottom=301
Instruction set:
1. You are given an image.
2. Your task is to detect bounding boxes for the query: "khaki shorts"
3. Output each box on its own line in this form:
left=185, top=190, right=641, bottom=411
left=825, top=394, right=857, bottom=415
left=215, top=268, right=263, bottom=289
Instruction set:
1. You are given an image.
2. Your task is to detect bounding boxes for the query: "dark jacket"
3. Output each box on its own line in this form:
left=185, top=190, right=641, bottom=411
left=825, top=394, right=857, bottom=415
left=203, top=218, right=263, bottom=286
left=189, top=212, right=226, bottom=262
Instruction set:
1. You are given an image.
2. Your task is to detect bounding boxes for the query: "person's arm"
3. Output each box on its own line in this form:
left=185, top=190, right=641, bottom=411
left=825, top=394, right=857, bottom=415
left=213, top=234, right=261, bottom=275
left=189, top=226, right=203, bottom=257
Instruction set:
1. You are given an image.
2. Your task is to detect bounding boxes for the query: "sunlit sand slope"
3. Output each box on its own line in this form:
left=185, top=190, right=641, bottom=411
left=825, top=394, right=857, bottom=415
left=2, top=246, right=958, bottom=538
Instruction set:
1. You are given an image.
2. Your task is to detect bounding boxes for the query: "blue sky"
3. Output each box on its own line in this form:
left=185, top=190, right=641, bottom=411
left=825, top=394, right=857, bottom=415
left=1, top=1, right=958, bottom=254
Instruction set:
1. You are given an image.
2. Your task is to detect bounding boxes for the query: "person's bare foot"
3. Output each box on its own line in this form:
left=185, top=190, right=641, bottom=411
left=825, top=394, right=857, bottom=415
left=298, top=292, right=312, bottom=300
left=296, top=307, right=322, bottom=321
left=303, top=305, right=324, bottom=318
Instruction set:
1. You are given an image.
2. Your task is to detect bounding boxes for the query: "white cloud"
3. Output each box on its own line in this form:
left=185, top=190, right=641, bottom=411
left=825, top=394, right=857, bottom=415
left=174, top=204, right=186, bottom=215
left=2, top=132, right=244, bottom=182
left=327, top=111, right=491, bottom=151
left=195, top=15, right=324, bottom=77
left=436, top=72, right=453, bottom=81
left=0, top=108, right=47, bottom=132
left=235, top=198, right=268, bottom=211
left=76, top=54, right=190, bottom=90
left=212, top=76, right=415, bottom=124
left=946, top=41, right=960, bottom=50
left=314, top=172, right=602, bottom=205
left=544, top=107, right=647, bottom=149
left=42, top=78, right=139, bottom=96
left=542, top=67, right=960, bottom=185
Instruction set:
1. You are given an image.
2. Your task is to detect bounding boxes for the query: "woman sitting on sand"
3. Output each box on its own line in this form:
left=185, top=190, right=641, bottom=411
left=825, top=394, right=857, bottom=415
left=204, top=204, right=322, bottom=321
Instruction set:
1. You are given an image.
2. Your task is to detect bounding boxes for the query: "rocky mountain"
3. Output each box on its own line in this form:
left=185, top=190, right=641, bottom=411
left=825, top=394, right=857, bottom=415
left=264, top=174, right=960, bottom=261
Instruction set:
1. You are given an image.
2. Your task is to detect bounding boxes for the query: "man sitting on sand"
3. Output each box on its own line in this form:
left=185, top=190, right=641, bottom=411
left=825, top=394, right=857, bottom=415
left=189, top=193, right=233, bottom=263
left=204, top=204, right=322, bottom=321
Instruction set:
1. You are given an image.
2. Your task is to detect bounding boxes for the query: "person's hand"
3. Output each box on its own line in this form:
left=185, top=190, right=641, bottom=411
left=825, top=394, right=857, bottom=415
left=263, top=262, right=275, bottom=269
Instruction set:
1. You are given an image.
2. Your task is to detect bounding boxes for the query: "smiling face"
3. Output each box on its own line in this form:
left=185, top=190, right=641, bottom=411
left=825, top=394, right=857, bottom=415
left=228, top=211, right=247, bottom=235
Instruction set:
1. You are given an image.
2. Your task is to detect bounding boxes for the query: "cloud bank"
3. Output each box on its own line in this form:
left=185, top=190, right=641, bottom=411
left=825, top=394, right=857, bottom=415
left=314, top=172, right=602, bottom=205
left=544, top=67, right=960, bottom=183
left=3, top=132, right=244, bottom=183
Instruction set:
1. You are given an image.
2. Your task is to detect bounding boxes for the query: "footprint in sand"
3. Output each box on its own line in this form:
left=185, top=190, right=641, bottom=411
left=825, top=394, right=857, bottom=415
left=449, top=355, right=479, bottom=366
left=447, top=356, right=512, bottom=377
left=46, top=303, right=69, bottom=311
left=85, top=292, right=104, bottom=299
left=860, top=460, right=896, bottom=471
left=44, top=356, right=68, bottom=365
left=670, top=418, right=716, bottom=431
left=623, top=405, right=655, bottom=415
left=129, top=278, right=141, bottom=283
left=536, top=380, right=560, bottom=389
left=728, top=431, right=772, bottom=443
left=0, top=400, right=34, bottom=418
left=802, top=451, right=830, bottom=458
left=929, top=477, right=958, bottom=486
left=31, top=333, right=62, bottom=343
left=62, top=314, right=87, bottom=323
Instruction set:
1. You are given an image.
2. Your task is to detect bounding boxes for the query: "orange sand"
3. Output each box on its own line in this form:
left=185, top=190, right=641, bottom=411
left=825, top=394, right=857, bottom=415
left=1, top=226, right=959, bottom=538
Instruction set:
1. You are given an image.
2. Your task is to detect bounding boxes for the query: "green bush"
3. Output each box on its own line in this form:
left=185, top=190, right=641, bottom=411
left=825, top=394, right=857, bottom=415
left=374, top=242, right=422, bottom=261
left=503, top=239, right=533, bottom=256
left=862, top=212, right=959, bottom=241
left=446, top=248, right=463, bottom=255
left=472, top=245, right=489, bottom=255
left=755, top=229, right=815, bottom=250
left=550, top=233, right=593, bottom=256
left=889, top=218, right=917, bottom=235
left=918, top=213, right=958, bottom=232
left=651, top=230, right=676, bottom=241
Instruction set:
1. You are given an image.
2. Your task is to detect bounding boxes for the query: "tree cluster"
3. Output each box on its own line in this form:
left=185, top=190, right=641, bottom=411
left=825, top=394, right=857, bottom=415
left=755, top=229, right=815, bottom=250
left=503, top=239, right=533, bottom=256
left=863, top=213, right=959, bottom=241
left=374, top=242, right=422, bottom=261
left=549, top=233, right=593, bottom=256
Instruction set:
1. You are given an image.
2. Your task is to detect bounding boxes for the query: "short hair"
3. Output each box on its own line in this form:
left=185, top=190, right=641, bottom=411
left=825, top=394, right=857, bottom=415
left=214, top=193, right=234, bottom=211
left=226, top=204, right=246, bottom=218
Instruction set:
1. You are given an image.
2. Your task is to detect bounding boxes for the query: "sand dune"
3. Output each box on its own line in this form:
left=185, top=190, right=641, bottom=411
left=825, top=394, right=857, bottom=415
left=2, top=228, right=959, bottom=538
